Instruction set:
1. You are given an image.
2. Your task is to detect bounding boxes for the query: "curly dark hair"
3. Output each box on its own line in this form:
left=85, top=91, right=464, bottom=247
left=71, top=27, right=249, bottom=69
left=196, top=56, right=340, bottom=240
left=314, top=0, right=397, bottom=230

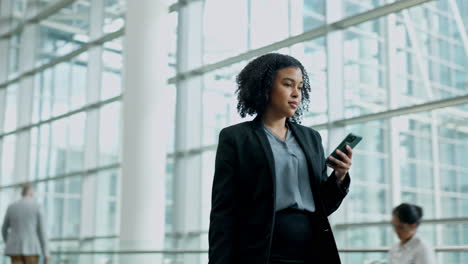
left=235, top=53, right=311, bottom=123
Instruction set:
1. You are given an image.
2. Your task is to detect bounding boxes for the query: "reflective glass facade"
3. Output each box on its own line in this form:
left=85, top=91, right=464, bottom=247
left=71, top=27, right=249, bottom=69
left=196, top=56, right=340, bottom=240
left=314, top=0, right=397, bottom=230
left=0, top=0, right=467, bottom=263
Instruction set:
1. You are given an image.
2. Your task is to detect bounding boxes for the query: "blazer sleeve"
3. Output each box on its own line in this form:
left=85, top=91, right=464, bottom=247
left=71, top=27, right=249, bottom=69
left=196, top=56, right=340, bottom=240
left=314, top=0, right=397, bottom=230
left=37, top=207, right=49, bottom=257
left=315, top=130, right=351, bottom=216
left=1, top=207, right=10, bottom=243
left=208, top=128, right=238, bottom=264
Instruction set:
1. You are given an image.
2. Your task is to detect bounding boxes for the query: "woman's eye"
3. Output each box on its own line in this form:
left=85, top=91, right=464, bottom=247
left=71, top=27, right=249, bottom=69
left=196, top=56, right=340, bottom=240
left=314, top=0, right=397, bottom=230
left=298, top=87, right=303, bottom=90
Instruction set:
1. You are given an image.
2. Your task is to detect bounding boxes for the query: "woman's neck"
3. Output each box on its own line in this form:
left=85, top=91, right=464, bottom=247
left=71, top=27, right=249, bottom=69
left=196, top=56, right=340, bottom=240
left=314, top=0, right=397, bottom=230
left=261, top=110, right=287, bottom=131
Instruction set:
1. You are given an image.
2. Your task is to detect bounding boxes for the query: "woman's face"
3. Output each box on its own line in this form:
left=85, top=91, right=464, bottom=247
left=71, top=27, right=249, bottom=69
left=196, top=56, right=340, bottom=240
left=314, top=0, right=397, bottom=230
left=392, top=215, right=417, bottom=242
left=266, top=66, right=303, bottom=118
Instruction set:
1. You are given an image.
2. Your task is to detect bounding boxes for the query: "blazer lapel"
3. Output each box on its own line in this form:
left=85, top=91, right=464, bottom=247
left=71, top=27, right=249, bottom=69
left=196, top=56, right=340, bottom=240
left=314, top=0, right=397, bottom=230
left=251, top=116, right=276, bottom=191
left=287, top=121, right=321, bottom=186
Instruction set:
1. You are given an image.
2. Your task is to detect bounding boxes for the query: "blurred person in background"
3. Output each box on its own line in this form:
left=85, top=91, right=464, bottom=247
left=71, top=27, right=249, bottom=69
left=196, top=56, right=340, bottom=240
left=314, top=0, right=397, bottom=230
left=389, top=203, right=436, bottom=264
left=2, top=184, right=49, bottom=264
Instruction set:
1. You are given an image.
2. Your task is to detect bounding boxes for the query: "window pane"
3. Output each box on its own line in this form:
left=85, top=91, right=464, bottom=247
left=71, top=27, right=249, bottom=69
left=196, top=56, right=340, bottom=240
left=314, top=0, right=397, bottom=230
left=49, top=119, right=67, bottom=176
left=36, top=1, right=91, bottom=66
left=70, top=53, right=88, bottom=110
left=250, top=0, right=289, bottom=49
left=32, top=74, right=42, bottom=124
left=203, top=0, right=248, bottom=64
left=63, top=176, right=81, bottom=237
left=99, top=102, right=121, bottom=165
left=202, top=62, right=250, bottom=146
left=8, top=33, right=20, bottom=77
left=394, top=3, right=468, bottom=107
left=67, top=113, right=86, bottom=173
left=103, top=0, right=126, bottom=34
left=344, top=18, right=387, bottom=118
left=52, top=62, right=71, bottom=117
left=101, top=39, right=123, bottom=100
left=291, top=38, right=328, bottom=125
left=1, top=135, right=16, bottom=185
left=41, top=69, right=53, bottom=121
left=29, top=127, right=39, bottom=179
left=343, top=0, right=387, bottom=18
left=95, top=170, right=120, bottom=236
left=301, top=0, right=326, bottom=32
left=4, top=84, right=18, bottom=132
left=37, top=124, right=51, bottom=179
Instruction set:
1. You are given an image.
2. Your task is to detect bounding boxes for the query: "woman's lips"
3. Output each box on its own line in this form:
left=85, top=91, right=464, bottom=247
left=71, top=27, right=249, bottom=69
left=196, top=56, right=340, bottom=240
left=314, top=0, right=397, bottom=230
left=288, top=102, right=298, bottom=108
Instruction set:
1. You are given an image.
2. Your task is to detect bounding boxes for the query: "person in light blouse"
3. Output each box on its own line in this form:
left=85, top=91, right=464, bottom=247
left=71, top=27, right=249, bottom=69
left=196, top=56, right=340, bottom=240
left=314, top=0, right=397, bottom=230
left=389, top=203, right=437, bottom=264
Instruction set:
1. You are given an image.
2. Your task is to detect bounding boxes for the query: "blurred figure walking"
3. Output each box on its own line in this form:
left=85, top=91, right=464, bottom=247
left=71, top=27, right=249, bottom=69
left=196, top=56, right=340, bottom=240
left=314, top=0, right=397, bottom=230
left=2, top=184, right=49, bottom=264
left=389, top=203, right=436, bottom=264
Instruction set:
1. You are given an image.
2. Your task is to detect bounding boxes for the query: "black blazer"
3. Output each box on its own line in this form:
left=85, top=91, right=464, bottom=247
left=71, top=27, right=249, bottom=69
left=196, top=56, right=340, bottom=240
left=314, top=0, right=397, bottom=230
left=208, top=116, right=350, bottom=264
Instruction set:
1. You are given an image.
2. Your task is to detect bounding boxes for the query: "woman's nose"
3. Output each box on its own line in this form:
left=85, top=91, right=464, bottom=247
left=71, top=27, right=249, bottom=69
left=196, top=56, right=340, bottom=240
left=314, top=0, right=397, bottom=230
left=291, top=88, right=300, bottom=97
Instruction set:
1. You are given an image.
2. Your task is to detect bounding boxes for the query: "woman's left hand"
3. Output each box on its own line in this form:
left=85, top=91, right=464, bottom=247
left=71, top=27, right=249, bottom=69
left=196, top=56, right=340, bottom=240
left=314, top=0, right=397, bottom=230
left=327, top=145, right=353, bottom=183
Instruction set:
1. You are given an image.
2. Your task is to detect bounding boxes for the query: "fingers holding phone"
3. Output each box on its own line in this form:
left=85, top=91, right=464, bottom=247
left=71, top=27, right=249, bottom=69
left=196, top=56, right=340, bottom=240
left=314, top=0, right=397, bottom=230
left=326, top=133, right=362, bottom=181
left=327, top=145, right=353, bottom=179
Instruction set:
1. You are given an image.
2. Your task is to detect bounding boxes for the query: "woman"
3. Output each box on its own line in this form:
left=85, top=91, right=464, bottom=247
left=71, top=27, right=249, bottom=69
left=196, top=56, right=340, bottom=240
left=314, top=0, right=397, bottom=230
left=389, top=203, right=437, bottom=264
left=208, top=53, right=353, bottom=264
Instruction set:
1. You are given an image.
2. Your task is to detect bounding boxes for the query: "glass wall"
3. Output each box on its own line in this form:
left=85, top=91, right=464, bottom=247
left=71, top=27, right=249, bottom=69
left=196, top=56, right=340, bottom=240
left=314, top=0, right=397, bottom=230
left=169, top=0, right=468, bottom=264
left=0, top=0, right=125, bottom=262
left=1, top=0, right=467, bottom=264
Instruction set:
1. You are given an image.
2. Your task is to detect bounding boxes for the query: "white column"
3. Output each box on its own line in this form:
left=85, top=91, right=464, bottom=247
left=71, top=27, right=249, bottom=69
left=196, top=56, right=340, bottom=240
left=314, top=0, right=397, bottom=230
left=326, top=0, right=345, bottom=150
left=80, top=0, right=104, bottom=263
left=326, top=0, right=346, bottom=215
left=173, top=1, right=204, bottom=264
left=0, top=0, right=11, bottom=133
left=14, top=22, right=37, bottom=183
left=385, top=13, right=402, bottom=208
left=431, top=106, right=442, bottom=246
left=0, top=0, right=12, bottom=213
left=325, top=1, right=348, bottom=259
left=120, top=0, right=171, bottom=262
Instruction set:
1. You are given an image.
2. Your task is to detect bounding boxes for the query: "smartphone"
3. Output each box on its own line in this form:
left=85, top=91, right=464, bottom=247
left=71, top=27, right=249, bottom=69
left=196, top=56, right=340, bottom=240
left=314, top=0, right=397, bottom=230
left=326, top=133, right=362, bottom=166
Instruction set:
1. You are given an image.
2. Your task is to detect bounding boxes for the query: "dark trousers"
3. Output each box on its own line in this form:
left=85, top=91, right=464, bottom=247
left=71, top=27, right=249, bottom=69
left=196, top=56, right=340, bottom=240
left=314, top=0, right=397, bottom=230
left=269, top=208, right=321, bottom=264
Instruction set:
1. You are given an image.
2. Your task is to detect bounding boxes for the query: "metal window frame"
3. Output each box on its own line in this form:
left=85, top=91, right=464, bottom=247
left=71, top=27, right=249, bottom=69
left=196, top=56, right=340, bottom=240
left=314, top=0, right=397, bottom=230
left=334, top=217, right=468, bottom=229
left=0, top=163, right=120, bottom=191
left=0, top=0, right=188, bottom=40
left=0, top=95, right=122, bottom=139
left=0, top=0, right=435, bottom=92
left=0, top=0, right=77, bottom=39
left=168, top=0, right=434, bottom=83
left=165, top=95, right=468, bottom=160
left=0, top=28, right=124, bottom=90
left=27, top=245, right=468, bottom=255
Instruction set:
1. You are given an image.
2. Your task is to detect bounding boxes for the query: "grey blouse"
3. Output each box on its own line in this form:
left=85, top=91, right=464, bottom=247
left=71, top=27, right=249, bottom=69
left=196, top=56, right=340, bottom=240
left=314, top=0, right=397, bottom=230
left=263, top=124, right=316, bottom=212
